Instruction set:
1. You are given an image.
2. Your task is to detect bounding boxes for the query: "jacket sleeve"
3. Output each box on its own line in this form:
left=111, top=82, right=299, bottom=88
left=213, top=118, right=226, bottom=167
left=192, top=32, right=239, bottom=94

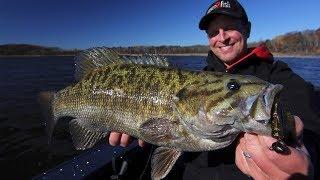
left=270, top=60, right=320, bottom=178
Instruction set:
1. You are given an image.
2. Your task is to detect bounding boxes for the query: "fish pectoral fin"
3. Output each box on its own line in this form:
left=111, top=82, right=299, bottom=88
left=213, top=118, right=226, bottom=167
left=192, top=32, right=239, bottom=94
left=140, top=118, right=180, bottom=143
left=151, top=147, right=182, bottom=180
left=69, top=118, right=109, bottom=150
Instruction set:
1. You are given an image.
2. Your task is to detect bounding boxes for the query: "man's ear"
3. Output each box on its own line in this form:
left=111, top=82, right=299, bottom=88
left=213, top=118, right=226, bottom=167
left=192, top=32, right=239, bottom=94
left=245, top=21, right=251, bottom=38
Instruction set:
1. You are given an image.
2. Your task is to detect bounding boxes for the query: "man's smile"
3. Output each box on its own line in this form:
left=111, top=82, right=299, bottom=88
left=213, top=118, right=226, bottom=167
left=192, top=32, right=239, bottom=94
left=218, top=42, right=236, bottom=52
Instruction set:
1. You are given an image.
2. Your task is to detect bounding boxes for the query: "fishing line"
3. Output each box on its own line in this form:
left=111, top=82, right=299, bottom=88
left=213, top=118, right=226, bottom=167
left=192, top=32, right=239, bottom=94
left=138, top=145, right=155, bottom=180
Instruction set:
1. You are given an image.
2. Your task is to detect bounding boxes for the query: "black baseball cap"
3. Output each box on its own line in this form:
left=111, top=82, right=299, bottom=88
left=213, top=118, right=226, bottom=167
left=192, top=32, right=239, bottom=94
left=199, top=0, right=248, bottom=30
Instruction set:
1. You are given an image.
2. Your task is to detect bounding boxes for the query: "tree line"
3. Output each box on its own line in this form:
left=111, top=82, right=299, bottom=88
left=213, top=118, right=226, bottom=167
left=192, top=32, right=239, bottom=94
left=1, top=28, right=319, bottom=56
left=252, top=28, right=320, bottom=55
left=0, top=44, right=79, bottom=56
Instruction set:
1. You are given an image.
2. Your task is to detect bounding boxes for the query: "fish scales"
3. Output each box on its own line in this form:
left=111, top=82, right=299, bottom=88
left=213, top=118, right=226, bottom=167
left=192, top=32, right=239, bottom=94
left=53, top=64, right=220, bottom=144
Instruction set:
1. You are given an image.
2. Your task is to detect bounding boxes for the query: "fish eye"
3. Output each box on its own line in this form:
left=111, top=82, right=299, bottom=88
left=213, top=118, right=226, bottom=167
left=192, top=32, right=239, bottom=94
left=227, top=80, right=241, bottom=91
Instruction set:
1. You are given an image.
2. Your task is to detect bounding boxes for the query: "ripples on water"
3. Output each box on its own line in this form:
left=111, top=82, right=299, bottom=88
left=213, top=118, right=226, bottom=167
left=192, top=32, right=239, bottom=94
left=0, top=55, right=319, bottom=179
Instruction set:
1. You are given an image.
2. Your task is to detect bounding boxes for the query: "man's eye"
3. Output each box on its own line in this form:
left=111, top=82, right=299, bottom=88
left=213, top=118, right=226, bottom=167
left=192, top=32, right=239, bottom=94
left=208, top=30, right=219, bottom=38
left=226, top=24, right=240, bottom=31
left=224, top=26, right=232, bottom=31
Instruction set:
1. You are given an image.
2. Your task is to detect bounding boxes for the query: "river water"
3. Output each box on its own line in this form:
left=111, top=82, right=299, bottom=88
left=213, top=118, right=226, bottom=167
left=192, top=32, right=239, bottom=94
left=0, top=56, right=319, bottom=179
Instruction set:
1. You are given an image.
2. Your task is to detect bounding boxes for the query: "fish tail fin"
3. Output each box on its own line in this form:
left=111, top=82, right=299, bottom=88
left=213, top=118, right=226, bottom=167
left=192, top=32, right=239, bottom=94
left=38, top=91, right=57, bottom=145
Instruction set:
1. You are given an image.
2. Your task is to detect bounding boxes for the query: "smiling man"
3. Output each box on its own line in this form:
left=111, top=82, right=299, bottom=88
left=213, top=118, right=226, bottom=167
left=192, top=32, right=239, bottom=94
left=206, top=15, right=248, bottom=65
left=186, top=0, right=320, bottom=179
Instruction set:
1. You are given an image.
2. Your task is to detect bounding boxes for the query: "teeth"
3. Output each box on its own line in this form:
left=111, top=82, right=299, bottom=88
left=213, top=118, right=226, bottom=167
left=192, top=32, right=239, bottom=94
left=219, top=43, right=235, bottom=50
left=220, top=45, right=232, bottom=51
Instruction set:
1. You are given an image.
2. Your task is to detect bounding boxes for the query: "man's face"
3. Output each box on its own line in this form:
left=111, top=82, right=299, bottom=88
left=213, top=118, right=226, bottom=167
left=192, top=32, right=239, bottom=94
left=207, top=15, right=248, bottom=65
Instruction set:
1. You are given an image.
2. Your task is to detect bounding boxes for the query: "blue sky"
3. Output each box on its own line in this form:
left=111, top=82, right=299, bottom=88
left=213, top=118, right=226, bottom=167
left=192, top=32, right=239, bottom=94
left=1, top=0, right=319, bottom=49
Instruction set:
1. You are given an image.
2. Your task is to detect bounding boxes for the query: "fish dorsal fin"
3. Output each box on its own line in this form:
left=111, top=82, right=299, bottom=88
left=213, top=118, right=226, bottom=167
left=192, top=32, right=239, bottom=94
left=151, top=147, right=182, bottom=180
left=74, top=47, right=126, bottom=80
left=74, top=47, right=170, bottom=81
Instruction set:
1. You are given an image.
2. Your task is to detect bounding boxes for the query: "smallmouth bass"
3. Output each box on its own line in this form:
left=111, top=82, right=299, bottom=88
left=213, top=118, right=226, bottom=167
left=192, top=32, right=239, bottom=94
left=39, top=48, right=296, bottom=180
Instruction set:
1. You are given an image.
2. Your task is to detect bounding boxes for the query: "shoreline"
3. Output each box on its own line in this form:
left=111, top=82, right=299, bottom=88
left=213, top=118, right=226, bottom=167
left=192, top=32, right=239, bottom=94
left=0, top=55, right=75, bottom=58
left=0, top=54, right=319, bottom=58
left=272, top=53, right=320, bottom=59
left=120, top=53, right=208, bottom=57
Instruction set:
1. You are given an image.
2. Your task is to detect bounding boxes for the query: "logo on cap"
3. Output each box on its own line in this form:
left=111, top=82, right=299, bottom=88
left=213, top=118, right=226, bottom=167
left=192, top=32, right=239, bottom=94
left=207, top=0, right=231, bottom=14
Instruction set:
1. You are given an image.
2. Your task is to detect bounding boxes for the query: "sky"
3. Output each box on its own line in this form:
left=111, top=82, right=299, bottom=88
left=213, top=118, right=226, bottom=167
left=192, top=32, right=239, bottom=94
left=1, top=0, right=319, bottom=49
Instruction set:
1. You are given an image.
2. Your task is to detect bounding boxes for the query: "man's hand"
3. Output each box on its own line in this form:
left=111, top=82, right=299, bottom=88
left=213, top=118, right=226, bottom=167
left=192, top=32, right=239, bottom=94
left=109, top=132, right=145, bottom=147
left=235, top=116, right=313, bottom=179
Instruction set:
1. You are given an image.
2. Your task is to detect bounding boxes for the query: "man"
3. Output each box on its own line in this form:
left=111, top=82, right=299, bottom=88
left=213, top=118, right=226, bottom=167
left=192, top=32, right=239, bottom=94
left=184, top=0, right=319, bottom=179
left=109, top=0, right=319, bottom=179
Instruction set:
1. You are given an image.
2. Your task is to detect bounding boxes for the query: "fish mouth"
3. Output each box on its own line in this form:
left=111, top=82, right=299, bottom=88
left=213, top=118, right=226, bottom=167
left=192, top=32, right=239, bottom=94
left=211, top=128, right=239, bottom=143
left=209, top=125, right=239, bottom=142
left=262, top=84, right=283, bottom=109
left=208, top=125, right=233, bottom=137
left=258, top=84, right=283, bottom=119
left=241, top=84, right=283, bottom=121
left=230, top=84, right=284, bottom=135
left=187, top=119, right=238, bottom=141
